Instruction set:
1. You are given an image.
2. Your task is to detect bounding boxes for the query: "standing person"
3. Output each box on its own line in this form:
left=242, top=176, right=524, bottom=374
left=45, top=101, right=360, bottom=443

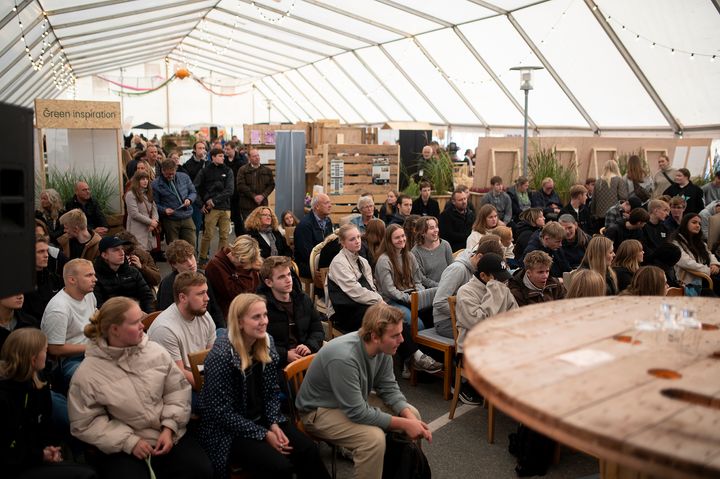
left=612, top=239, right=644, bottom=292
left=664, top=168, right=705, bottom=214
left=506, top=176, right=531, bottom=221
left=57, top=209, right=102, bottom=261
left=245, top=207, right=293, bottom=259
left=258, top=257, right=325, bottom=369
left=412, top=216, right=453, bottom=288
left=578, top=236, right=618, bottom=296
left=36, top=189, right=65, bottom=245
left=623, top=155, right=653, bottom=204
left=466, top=204, right=499, bottom=251
left=591, top=160, right=628, bottom=231
left=411, top=181, right=440, bottom=218
left=530, top=177, right=562, bottom=220
left=194, top=148, right=234, bottom=266
left=295, top=303, right=432, bottom=479
left=182, top=141, right=207, bottom=246
left=223, top=141, right=244, bottom=236
left=374, top=224, right=436, bottom=329
left=0, top=329, right=97, bottom=479
left=378, top=190, right=398, bottom=224
left=702, top=170, right=720, bottom=205
left=439, top=187, right=475, bottom=252
left=124, top=171, right=160, bottom=252
left=670, top=213, right=720, bottom=295
left=294, top=193, right=333, bottom=278
left=235, top=148, right=275, bottom=236
left=198, top=294, right=330, bottom=479
left=652, top=153, right=677, bottom=199
left=480, top=176, right=512, bottom=224
left=204, top=235, right=262, bottom=319
left=65, top=182, right=108, bottom=236
left=152, top=159, right=197, bottom=246
left=68, top=297, right=212, bottom=479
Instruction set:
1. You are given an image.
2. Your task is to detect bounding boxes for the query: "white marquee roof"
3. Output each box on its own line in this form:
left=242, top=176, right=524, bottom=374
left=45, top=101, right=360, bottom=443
left=2, top=0, right=719, bottom=134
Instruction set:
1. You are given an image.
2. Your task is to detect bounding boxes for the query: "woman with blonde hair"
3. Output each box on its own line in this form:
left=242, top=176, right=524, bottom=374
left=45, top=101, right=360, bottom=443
left=579, top=236, right=618, bottom=295
left=623, top=155, right=653, bottom=203
left=620, top=266, right=667, bottom=296
left=591, top=159, right=628, bottom=228
left=68, top=297, right=211, bottom=479
left=35, top=188, right=65, bottom=244
left=205, top=235, right=262, bottom=318
left=124, top=171, right=160, bottom=251
left=198, top=294, right=329, bottom=479
left=612, top=239, right=644, bottom=291
left=244, top=207, right=292, bottom=259
left=1, top=329, right=97, bottom=479
left=467, top=204, right=499, bottom=251
left=565, top=269, right=606, bottom=299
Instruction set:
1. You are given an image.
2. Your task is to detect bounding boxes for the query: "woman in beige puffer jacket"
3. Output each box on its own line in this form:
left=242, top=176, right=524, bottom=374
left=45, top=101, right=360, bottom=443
left=68, top=297, right=212, bottom=479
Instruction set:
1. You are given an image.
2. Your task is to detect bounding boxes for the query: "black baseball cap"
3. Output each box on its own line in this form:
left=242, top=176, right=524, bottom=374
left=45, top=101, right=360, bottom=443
left=476, top=253, right=512, bottom=281
left=99, top=236, right=131, bottom=253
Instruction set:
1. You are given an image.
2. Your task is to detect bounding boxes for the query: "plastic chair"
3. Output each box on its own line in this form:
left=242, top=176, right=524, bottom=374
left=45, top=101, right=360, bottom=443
left=283, top=354, right=337, bottom=479
left=409, top=292, right=454, bottom=400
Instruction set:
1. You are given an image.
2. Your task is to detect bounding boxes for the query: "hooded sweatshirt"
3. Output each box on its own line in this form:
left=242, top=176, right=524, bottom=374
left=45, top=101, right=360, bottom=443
left=433, top=249, right=476, bottom=338
left=456, top=277, right=518, bottom=352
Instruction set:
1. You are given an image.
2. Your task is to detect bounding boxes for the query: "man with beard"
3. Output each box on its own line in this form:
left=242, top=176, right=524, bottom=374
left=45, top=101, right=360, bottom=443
left=149, top=271, right=217, bottom=392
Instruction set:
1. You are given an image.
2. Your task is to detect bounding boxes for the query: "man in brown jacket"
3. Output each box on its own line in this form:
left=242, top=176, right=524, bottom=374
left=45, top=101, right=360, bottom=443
left=507, top=250, right=565, bottom=306
left=57, top=209, right=102, bottom=261
left=235, top=148, right=275, bottom=235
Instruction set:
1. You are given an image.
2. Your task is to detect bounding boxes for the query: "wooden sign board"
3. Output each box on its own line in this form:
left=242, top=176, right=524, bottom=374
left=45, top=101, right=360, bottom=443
left=35, top=99, right=121, bottom=129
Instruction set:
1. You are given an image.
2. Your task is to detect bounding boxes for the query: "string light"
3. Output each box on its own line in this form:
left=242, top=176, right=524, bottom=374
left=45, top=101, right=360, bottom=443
left=15, top=3, right=50, bottom=71
left=198, top=1, right=243, bottom=55
left=250, top=0, right=297, bottom=24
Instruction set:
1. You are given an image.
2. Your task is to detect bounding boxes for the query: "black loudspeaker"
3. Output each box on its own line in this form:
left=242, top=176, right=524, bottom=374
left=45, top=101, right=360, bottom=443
left=209, top=126, right=218, bottom=141
left=0, top=102, right=35, bottom=297
left=398, top=129, right=432, bottom=190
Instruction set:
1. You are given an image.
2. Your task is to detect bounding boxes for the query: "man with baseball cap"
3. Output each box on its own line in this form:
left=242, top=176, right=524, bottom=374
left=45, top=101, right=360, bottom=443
left=93, top=236, right=155, bottom=312
left=454, top=253, right=518, bottom=404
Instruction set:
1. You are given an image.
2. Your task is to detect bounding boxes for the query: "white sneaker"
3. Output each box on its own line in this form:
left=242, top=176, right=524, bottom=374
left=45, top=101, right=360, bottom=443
left=401, top=363, right=411, bottom=379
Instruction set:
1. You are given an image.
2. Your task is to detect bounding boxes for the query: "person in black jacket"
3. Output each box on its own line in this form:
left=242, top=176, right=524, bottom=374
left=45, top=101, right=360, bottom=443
left=559, top=184, right=593, bottom=234
left=518, top=222, right=572, bottom=279
left=245, top=207, right=293, bottom=259
left=663, top=168, right=705, bottom=214
left=93, top=237, right=155, bottom=313
left=530, top=177, right=562, bottom=220
left=64, top=181, right=108, bottom=236
left=0, top=294, right=39, bottom=353
left=258, top=256, right=325, bottom=369
left=439, top=188, right=475, bottom=252
left=294, top=194, right=334, bottom=278
left=156, top=240, right=225, bottom=328
left=0, top=329, right=97, bottom=479
left=513, top=207, right=545, bottom=258
left=194, top=148, right=234, bottom=265
left=411, top=181, right=440, bottom=218
left=23, top=237, right=64, bottom=322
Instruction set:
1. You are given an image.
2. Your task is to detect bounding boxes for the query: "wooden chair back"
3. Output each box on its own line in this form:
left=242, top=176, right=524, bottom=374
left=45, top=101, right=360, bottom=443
left=188, top=348, right=211, bottom=392
left=447, top=296, right=459, bottom=344
left=452, top=248, right=465, bottom=259
left=665, top=287, right=684, bottom=297
left=142, top=311, right=162, bottom=332
left=284, top=226, right=296, bottom=249
left=283, top=354, right=316, bottom=430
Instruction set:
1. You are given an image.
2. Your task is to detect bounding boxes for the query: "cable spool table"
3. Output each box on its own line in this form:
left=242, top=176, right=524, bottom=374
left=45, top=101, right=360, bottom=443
left=462, top=296, right=720, bottom=479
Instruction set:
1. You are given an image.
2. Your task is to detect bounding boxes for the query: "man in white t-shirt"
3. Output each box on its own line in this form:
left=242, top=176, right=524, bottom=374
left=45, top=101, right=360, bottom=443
left=148, top=271, right=216, bottom=390
left=41, top=258, right=97, bottom=383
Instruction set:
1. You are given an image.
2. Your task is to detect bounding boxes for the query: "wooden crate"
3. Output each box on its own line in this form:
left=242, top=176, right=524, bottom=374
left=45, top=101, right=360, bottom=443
left=318, top=144, right=400, bottom=225
left=243, top=123, right=309, bottom=146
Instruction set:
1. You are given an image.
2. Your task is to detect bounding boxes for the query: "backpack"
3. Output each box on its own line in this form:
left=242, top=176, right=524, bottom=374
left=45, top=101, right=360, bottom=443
left=382, top=432, right=431, bottom=479
left=508, top=424, right=556, bottom=477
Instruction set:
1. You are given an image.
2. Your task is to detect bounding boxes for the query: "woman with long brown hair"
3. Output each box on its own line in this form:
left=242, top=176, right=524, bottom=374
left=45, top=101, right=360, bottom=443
left=198, top=294, right=329, bottom=479
left=611, top=239, right=644, bottom=292
left=670, top=213, right=720, bottom=295
left=620, top=266, right=667, bottom=296
left=466, top=204, right=499, bottom=251
left=363, top=218, right=386, bottom=269
left=623, top=155, right=653, bottom=203
left=124, top=171, right=160, bottom=251
left=412, top=216, right=453, bottom=287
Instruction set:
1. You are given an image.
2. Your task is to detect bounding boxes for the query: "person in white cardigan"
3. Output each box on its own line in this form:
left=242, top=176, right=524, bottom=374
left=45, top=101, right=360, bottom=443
left=124, top=171, right=159, bottom=251
left=670, top=213, right=720, bottom=295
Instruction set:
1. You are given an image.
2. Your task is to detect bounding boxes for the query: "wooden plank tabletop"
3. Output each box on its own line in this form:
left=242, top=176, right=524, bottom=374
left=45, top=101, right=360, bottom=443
left=463, top=297, right=720, bottom=479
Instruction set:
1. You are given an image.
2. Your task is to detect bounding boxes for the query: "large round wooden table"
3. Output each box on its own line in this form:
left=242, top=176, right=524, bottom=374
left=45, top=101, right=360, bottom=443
left=463, top=297, right=720, bottom=479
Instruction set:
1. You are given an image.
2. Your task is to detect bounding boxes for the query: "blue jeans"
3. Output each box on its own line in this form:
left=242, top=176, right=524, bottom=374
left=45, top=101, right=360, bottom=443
left=389, top=301, right=425, bottom=330
left=61, top=355, right=84, bottom=387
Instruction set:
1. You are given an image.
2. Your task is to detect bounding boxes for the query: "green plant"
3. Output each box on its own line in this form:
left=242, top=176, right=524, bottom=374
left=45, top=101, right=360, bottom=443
left=527, top=144, right=577, bottom=204
left=403, top=177, right=419, bottom=197
left=44, top=168, right=118, bottom=215
left=420, top=149, right=454, bottom=194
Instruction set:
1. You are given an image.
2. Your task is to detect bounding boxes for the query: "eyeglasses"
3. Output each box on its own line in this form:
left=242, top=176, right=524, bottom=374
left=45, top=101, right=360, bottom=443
left=259, top=214, right=272, bottom=218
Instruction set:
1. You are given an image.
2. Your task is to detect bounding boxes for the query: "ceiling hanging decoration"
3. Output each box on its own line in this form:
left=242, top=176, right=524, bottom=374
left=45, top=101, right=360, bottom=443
left=97, top=70, right=252, bottom=97
left=198, top=1, right=244, bottom=55
left=250, top=0, right=297, bottom=24
left=14, top=3, right=49, bottom=71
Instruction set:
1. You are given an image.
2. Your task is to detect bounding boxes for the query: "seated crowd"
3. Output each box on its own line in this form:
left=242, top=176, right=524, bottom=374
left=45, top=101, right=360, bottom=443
left=3, top=148, right=720, bottom=479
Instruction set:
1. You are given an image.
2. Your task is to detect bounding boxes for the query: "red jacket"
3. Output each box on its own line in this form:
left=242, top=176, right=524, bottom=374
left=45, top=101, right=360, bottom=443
left=204, top=247, right=260, bottom=318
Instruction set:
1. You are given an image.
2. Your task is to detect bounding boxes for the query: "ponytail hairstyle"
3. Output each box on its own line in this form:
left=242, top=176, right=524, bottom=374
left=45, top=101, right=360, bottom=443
left=84, top=296, right=138, bottom=341
left=0, top=329, right=47, bottom=389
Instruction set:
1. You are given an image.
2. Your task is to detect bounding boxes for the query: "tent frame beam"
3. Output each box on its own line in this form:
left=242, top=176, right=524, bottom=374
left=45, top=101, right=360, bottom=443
left=185, top=32, right=296, bottom=69
left=302, top=0, right=410, bottom=37
left=413, top=37, right=488, bottom=128
left=352, top=50, right=416, bottom=121
left=178, top=40, right=275, bottom=76
left=52, top=0, right=209, bottom=30
left=294, top=68, right=349, bottom=124
left=256, top=80, right=298, bottom=123
left=310, top=63, right=368, bottom=124
left=507, top=13, right=600, bottom=134
left=453, top=26, right=537, bottom=130
left=330, top=57, right=391, bottom=122
left=267, top=76, right=314, bottom=120
left=374, top=0, right=452, bottom=28
left=280, top=74, right=325, bottom=119
left=583, top=0, right=682, bottom=133
left=166, top=53, right=252, bottom=78
left=378, top=44, right=449, bottom=124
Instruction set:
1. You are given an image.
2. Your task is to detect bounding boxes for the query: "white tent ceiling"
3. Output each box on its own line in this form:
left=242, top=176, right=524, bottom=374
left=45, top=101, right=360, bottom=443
left=1, top=0, right=719, bottom=134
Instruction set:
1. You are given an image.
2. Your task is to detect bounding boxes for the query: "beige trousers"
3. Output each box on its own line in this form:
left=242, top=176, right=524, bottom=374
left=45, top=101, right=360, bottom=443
left=199, top=209, right=231, bottom=261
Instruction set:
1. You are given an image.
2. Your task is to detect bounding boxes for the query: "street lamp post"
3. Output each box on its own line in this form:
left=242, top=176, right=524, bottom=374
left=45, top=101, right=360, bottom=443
left=510, top=66, right=543, bottom=177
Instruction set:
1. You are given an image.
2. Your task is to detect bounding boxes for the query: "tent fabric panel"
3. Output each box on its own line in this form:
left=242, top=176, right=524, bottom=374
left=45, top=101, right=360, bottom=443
left=386, top=0, right=497, bottom=25
left=313, top=58, right=386, bottom=123
left=457, top=17, right=588, bottom=127
left=296, top=65, right=364, bottom=124
left=284, top=69, right=340, bottom=120
left=415, top=28, right=526, bottom=126
left=356, top=46, right=443, bottom=124
left=273, top=73, right=325, bottom=119
left=315, top=0, right=440, bottom=33
left=513, top=0, right=667, bottom=128
left=600, top=0, right=720, bottom=128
